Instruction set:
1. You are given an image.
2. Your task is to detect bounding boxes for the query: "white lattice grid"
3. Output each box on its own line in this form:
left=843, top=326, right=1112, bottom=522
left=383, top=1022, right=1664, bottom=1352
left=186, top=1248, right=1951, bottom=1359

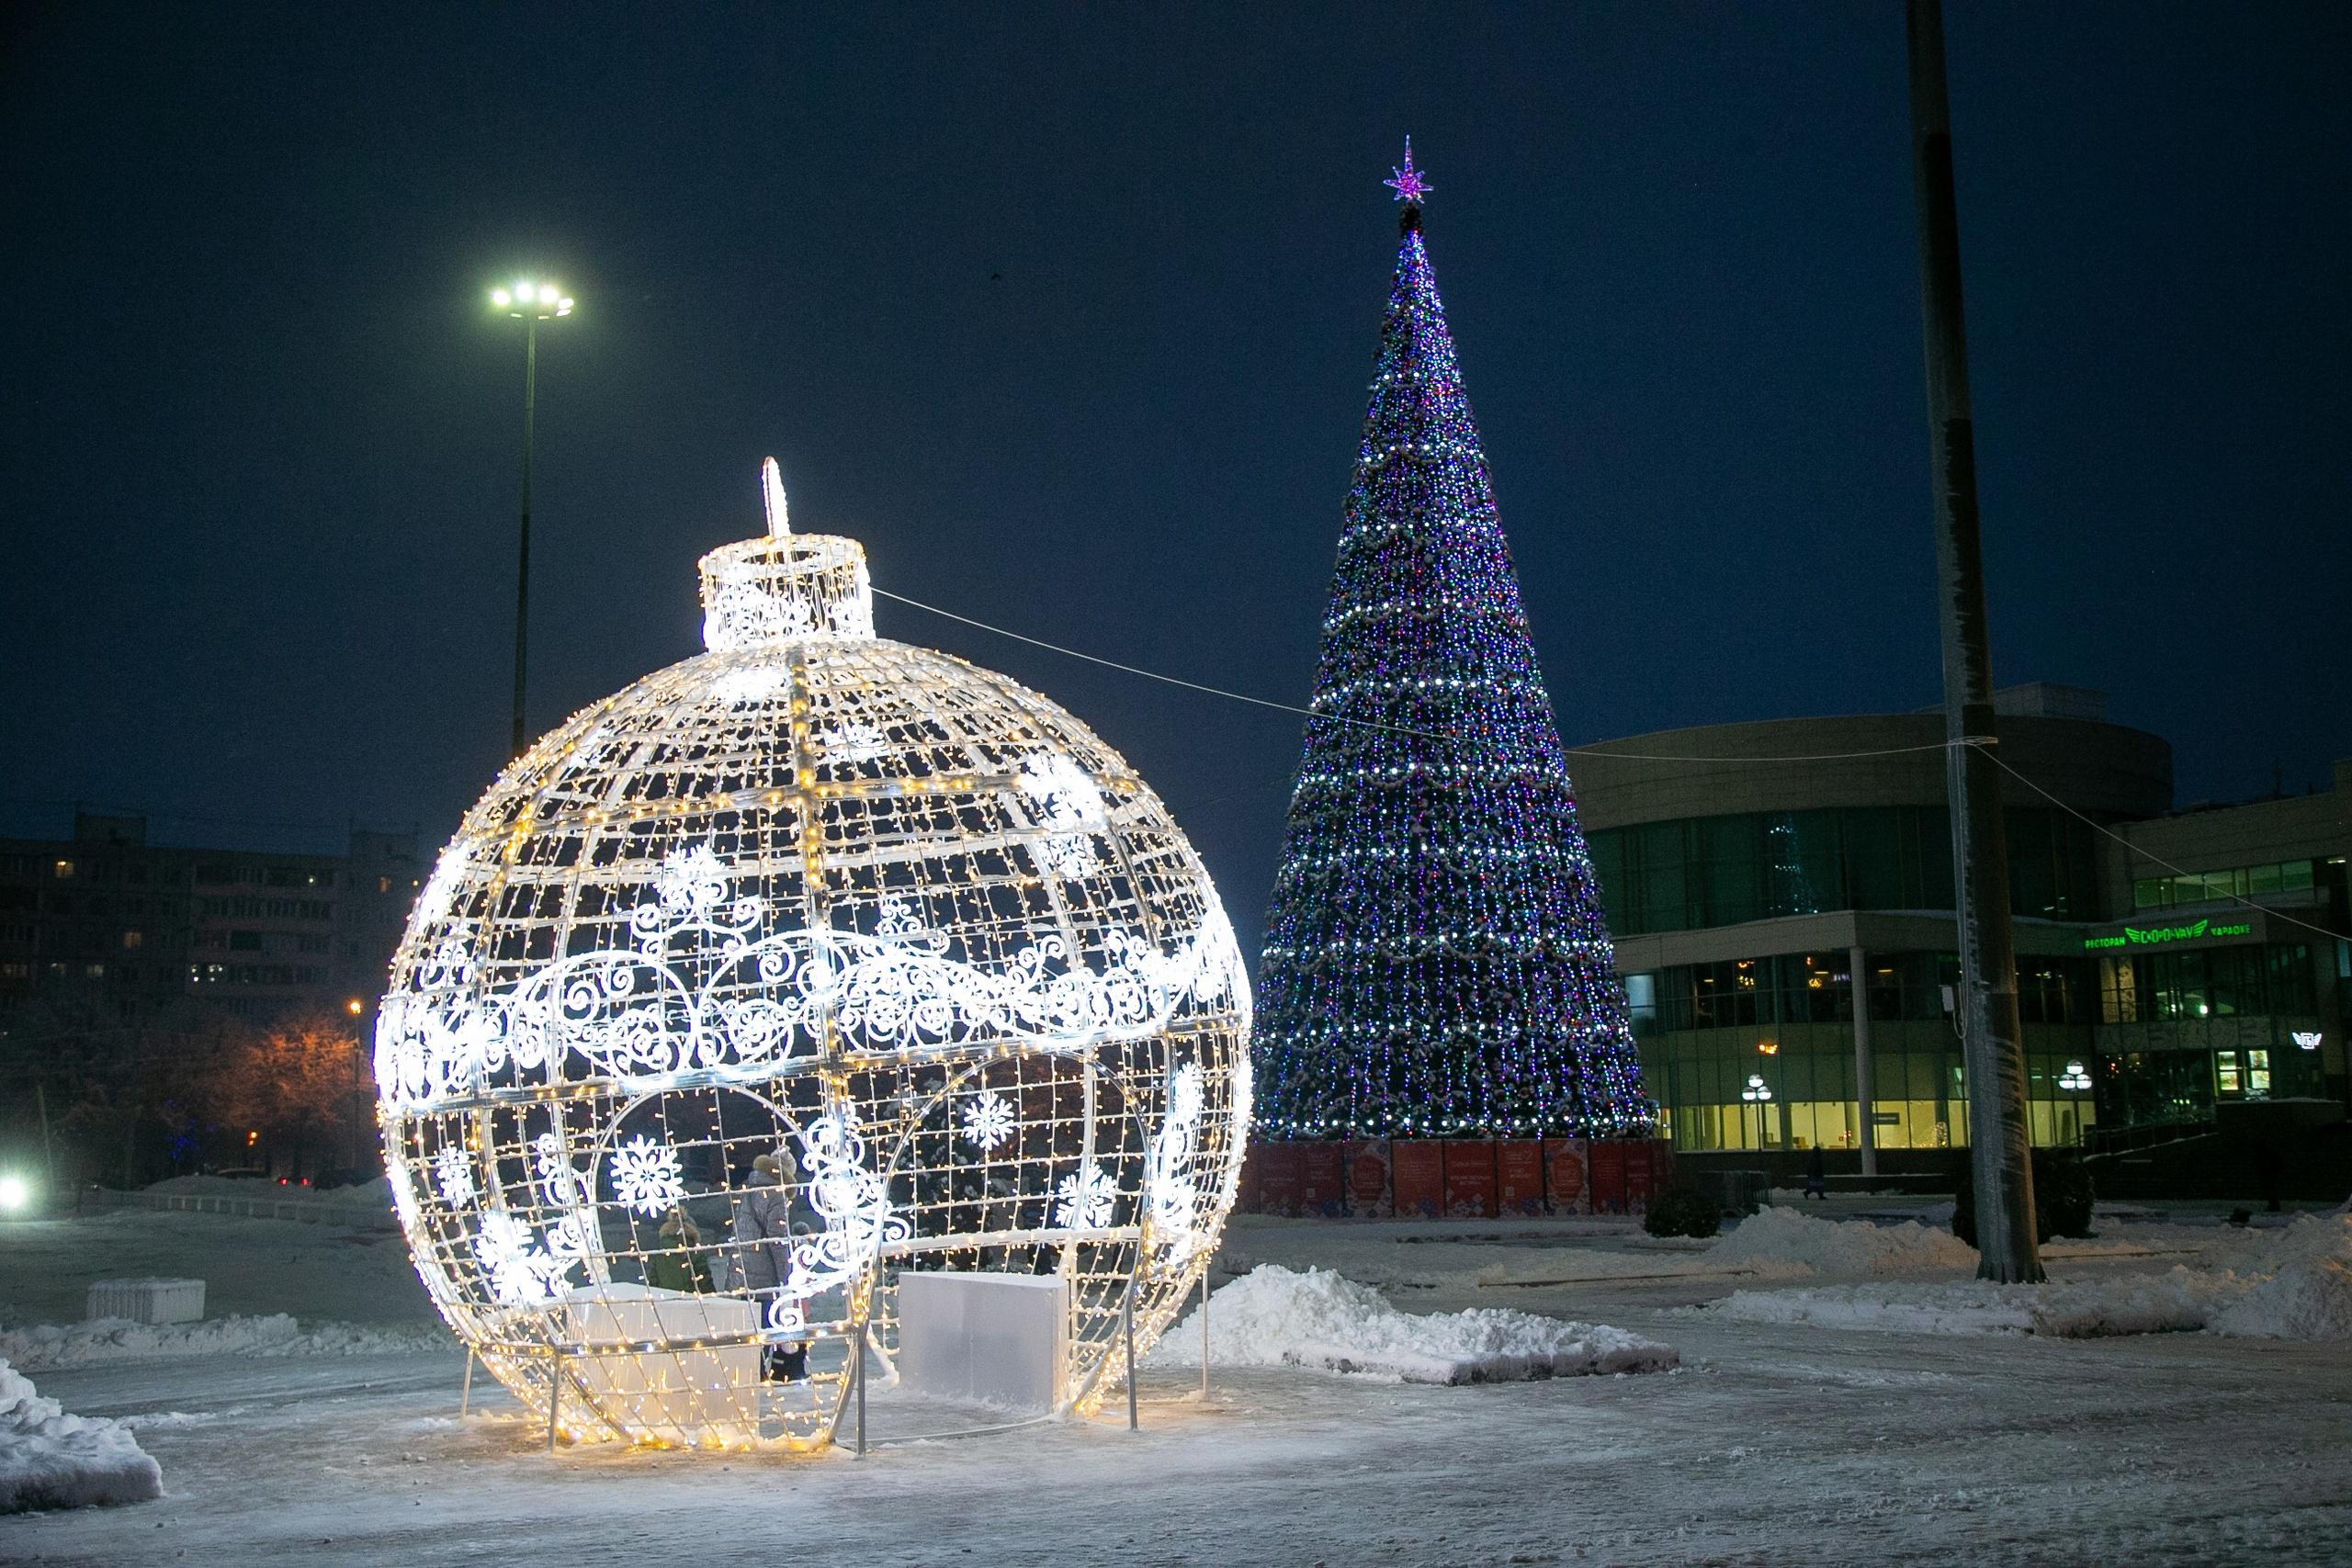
left=377, top=508, right=1250, bottom=1452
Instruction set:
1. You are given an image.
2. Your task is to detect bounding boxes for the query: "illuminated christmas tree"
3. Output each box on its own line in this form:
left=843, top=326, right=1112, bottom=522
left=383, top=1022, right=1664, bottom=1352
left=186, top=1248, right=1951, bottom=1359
left=1254, top=144, right=1653, bottom=1141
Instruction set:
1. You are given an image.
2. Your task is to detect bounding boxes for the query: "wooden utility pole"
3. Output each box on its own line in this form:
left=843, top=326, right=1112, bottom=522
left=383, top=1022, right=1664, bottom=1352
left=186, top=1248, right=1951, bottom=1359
left=1905, top=0, right=2042, bottom=1282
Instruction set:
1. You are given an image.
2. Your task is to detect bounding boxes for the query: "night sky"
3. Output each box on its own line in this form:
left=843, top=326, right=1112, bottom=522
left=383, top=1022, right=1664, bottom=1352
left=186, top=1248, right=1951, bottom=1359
left=4, top=3, right=2346, bottom=957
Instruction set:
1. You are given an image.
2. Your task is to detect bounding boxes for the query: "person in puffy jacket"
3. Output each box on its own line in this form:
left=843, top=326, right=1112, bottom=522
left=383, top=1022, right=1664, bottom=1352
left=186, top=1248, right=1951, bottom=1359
left=731, top=1148, right=808, bottom=1381
left=731, top=1151, right=796, bottom=1292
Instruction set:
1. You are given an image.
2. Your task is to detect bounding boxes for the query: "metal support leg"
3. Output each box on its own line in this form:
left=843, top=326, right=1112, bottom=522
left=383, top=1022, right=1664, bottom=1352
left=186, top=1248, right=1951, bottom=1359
left=545, top=1359, right=562, bottom=1453
left=459, top=1348, right=476, bottom=1418
left=1199, top=1269, right=1210, bottom=1399
left=1125, top=1281, right=1138, bottom=1432
left=854, top=1321, right=868, bottom=1459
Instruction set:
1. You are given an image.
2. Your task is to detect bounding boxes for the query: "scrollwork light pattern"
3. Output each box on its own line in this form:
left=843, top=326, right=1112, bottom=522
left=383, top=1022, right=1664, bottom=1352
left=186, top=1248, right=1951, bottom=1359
left=376, top=476, right=1250, bottom=1454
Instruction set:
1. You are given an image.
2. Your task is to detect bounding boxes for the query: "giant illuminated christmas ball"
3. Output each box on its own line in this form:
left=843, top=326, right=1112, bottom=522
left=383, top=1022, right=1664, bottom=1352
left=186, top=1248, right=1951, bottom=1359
left=375, top=462, right=1251, bottom=1450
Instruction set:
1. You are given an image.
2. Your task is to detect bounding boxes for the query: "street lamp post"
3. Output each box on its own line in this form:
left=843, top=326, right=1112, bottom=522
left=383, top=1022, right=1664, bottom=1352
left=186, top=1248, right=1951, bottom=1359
left=1741, top=1073, right=1774, bottom=1153
left=2059, top=1058, right=2093, bottom=1147
left=491, top=279, right=574, bottom=758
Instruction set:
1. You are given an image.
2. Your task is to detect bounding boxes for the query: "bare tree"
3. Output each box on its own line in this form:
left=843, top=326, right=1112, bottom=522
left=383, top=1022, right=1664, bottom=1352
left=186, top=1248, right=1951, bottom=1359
left=203, top=1011, right=371, bottom=1181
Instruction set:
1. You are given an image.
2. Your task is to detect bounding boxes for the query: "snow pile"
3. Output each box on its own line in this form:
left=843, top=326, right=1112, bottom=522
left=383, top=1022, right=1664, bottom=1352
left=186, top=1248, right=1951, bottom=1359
left=334, top=1174, right=395, bottom=1206
left=1713, top=1214, right=2352, bottom=1340
left=1145, top=1265, right=1677, bottom=1383
left=0, top=1358, right=162, bottom=1513
left=2207, top=1214, right=2352, bottom=1340
left=1707, top=1206, right=1978, bottom=1277
left=0, top=1313, right=449, bottom=1371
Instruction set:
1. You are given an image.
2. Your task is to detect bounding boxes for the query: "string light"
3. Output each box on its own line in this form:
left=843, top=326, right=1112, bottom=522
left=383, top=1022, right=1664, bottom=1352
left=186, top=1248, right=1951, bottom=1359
left=377, top=463, right=1250, bottom=1450
left=1253, top=153, right=1656, bottom=1143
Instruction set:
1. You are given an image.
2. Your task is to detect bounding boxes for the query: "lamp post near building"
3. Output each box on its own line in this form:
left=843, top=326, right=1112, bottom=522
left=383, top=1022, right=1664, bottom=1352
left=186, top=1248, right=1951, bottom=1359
left=2059, top=1059, right=2093, bottom=1146
left=1742, top=1073, right=1774, bottom=1152
left=491, top=279, right=575, bottom=759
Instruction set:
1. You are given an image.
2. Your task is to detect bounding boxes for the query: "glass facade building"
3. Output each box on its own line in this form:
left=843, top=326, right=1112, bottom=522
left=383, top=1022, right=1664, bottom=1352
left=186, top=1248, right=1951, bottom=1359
left=1569, top=697, right=2349, bottom=1164
left=1589, top=805, right=2101, bottom=936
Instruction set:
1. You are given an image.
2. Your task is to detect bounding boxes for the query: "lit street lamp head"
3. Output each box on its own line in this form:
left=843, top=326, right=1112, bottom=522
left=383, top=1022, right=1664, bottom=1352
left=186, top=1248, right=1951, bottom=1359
left=491, top=277, right=574, bottom=320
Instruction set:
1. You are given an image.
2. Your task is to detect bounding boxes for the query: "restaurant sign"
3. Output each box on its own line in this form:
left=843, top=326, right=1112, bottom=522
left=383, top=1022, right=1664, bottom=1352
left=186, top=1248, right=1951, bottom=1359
left=2082, top=916, right=2255, bottom=953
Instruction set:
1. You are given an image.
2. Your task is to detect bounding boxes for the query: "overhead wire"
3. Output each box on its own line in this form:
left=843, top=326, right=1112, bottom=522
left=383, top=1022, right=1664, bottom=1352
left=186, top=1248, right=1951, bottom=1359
left=1971, top=742, right=2345, bottom=945
left=872, top=585, right=1982, bottom=765
left=877, top=585, right=2345, bottom=943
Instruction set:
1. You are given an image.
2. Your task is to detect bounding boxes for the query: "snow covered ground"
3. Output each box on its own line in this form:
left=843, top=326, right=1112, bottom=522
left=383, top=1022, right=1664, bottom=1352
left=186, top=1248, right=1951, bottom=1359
left=2, top=1201, right=2348, bottom=1563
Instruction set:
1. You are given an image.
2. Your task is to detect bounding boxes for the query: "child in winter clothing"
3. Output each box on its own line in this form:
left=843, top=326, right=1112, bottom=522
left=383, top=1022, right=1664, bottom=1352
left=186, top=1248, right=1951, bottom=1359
left=644, top=1209, right=712, bottom=1293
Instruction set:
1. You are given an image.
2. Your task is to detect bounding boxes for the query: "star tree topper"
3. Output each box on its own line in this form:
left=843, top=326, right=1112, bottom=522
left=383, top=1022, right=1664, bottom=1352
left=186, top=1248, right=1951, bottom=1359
left=1384, top=137, right=1433, bottom=206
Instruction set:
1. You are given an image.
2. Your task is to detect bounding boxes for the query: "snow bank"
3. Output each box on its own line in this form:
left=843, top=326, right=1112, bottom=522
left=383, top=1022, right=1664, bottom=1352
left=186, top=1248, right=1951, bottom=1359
left=0, top=1358, right=162, bottom=1513
left=2206, top=1214, right=2352, bottom=1339
left=0, top=1313, right=449, bottom=1371
left=1707, top=1206, right=1978, bottom=1277
left=1713, top=1214, right=2352, bottom=1340
left=144, top=1174, right=297, bottom=1197
left=1713, top=1272, right=2231, bottom=1337
left=1144, top=1265, right=1677, bottom=1383
left=144, top=1172, right=391, bottom=1205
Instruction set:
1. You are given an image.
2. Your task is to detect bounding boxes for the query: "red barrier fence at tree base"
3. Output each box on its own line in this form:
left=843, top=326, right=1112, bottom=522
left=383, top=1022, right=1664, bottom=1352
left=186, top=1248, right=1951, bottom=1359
left=1244, top=1139, right=1677, bottom=1218
left=1497, top=1140, right=1545, bottom=1216
left=1299, top=1141, right=1347, bottom=1217
left=1442, top=1141, right=1498, bottom=1218
left=1342, top=1139, right=1393, bottom=1218
left=1392, top=1140, right=1444, bottom=1218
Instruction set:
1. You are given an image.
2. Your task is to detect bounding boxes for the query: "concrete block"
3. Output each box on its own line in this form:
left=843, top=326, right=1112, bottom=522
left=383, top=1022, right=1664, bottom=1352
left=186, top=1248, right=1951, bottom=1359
left=86, top=1277, right=206, bottom=1324
left=896, top=1270, right=1069, bottom=1414
left=557, top=1283, right=763, bottom=1441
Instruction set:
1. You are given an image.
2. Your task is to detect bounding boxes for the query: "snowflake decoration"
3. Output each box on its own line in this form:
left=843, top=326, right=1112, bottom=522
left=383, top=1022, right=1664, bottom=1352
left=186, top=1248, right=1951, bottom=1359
left=472, top=1213, right=564, bottom=1306
left=960, top=1091, right=1016, bottom=1153
left=432, top=1145, right=477, bottom=1206
left=1018, top=753, right=1104, bottom=879
left=713, top=666, right=787, bottom=706
left=607, top=1134, right=686, bottom=1216
left=652, top=846, right=732, bottom=921
left=818, top=720, right=888, bottom=763
left=1054, top=1161, right=1117, bottom=1231
left=1039, top=831, right=1100, bottom=880
left=1018, top=752, right=1104, bottom=830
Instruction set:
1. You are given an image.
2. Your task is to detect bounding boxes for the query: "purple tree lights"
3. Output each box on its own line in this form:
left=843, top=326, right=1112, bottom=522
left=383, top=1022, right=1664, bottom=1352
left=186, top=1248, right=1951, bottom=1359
left=1253, top=149, right=1654, bottom=1141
